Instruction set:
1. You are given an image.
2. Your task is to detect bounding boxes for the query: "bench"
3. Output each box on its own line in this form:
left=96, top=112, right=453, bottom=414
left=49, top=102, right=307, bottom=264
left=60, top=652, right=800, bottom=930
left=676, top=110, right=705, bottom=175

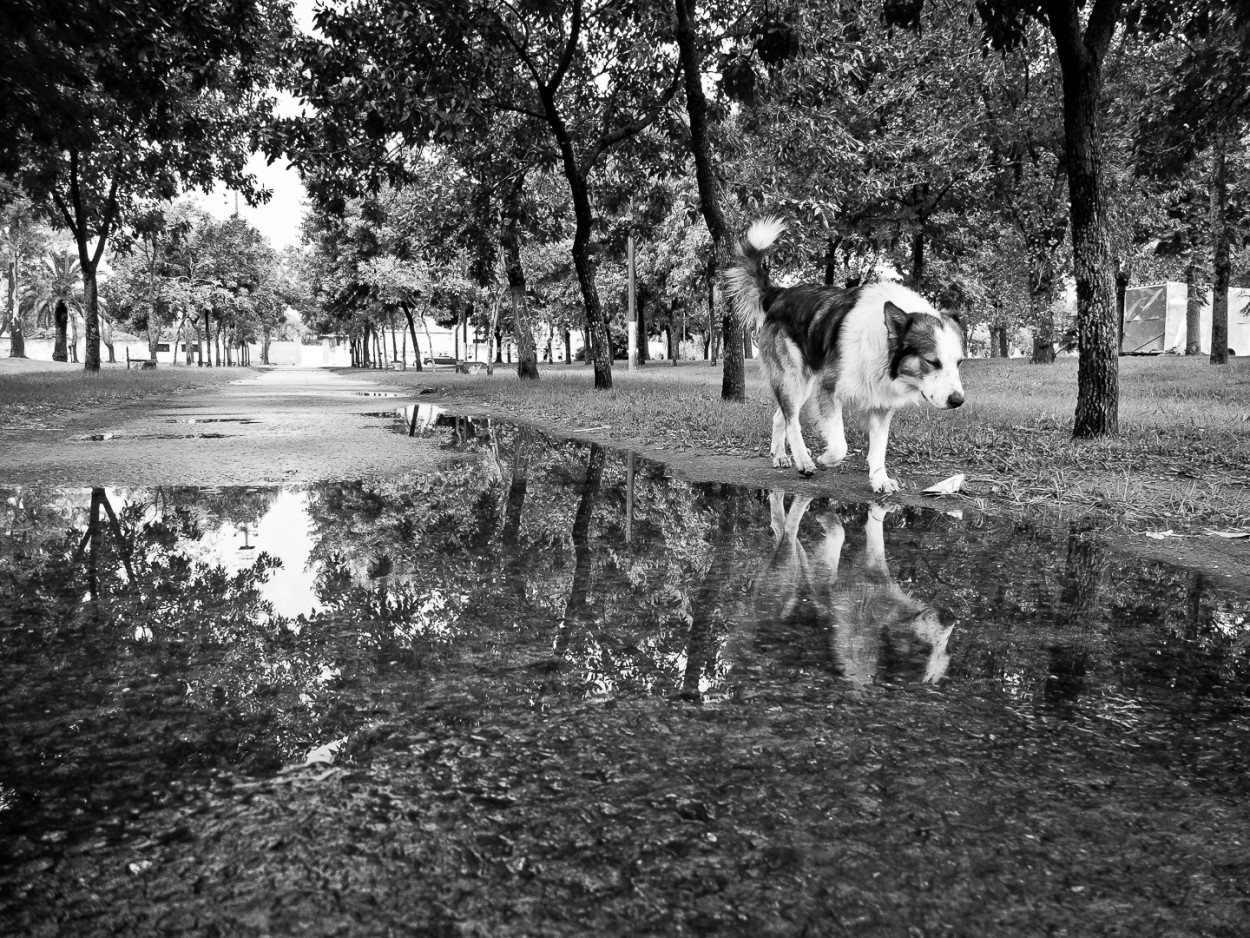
left=456, top=361, right=487, bottom=374
left=126, top=350, right=157, bottom=370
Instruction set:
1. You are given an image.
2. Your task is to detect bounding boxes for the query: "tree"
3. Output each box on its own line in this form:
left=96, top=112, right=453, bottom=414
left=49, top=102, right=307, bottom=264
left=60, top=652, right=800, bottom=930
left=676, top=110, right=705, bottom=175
left=899, top=0, right=1125, bottom=436
left=6, top=0, right=292, bottom=371
left=1, top=185, right=48, bottom=359
left=25, top=251, right=85, bottom=362
left=673, top=0, right=743, bottom=399
left=284, top=0, right=681, bottom=390
left=1136, top=5, right=1250, bottom=365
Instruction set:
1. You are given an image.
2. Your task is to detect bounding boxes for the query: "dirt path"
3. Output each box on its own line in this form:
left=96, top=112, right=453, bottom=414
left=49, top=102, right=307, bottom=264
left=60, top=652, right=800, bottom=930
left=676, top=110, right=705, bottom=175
left=0, top=367, right=455, bottom=486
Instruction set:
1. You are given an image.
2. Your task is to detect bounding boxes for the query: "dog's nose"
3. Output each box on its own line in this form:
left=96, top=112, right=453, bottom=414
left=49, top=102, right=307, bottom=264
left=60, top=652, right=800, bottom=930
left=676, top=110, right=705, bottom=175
left=947, top=391, right=965, bottom=408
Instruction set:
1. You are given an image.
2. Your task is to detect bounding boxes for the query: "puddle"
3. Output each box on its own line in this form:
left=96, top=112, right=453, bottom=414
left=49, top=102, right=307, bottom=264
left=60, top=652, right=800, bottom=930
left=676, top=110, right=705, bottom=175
left=163, top=417, right=260, bottom=425
left=81, top=432, right=239, bottom=442
left=388, top=403, right=491, bottom=444
left=3, top=425, right=1249, bottom=933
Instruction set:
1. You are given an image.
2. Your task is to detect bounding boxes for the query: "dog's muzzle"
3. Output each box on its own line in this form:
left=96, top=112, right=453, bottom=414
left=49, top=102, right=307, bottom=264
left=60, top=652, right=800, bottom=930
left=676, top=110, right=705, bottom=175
left=946, top=391, right=965, bottom=408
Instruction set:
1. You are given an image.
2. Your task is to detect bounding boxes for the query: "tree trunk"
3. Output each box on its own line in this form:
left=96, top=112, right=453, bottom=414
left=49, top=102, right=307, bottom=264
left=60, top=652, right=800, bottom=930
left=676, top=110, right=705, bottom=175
left=563, top=329, right=571, bottom=364
left=823, top=236, right=842, bottom=286
left=100, top=311, right=115, bottom=363
left=1210, top=128, right=1231, bottom=365
left=675, top=0, right=743, bottom=400
left=485, top=296, right=502, bottom=375
left=80, top=262, right=101, bottom=371
left=534, top=72, right=613, bottom=388
left=637, top=296, right=649, bottom=364
left=1185, top=260, right=1203, bottom=355
left=500, top=179, right=540, bottom=380
left=1115, top=259, right=1130, bottom=353
left=1050, top=3, right=1120, bottom=436
left=8, top=314, right=25, bottom=358
left=7, top=252, right=27, bottom=358
left=989, top=325, right=1004, bottom=358
left=52, top=300, right=68, bottom=361
left=68, top=308, right=79, bottom=362
left=400, top=302, right=424, bottom=371
left=910, top=226, right=925, bottom=289
left=1030, top=262, right=1057, bottom=364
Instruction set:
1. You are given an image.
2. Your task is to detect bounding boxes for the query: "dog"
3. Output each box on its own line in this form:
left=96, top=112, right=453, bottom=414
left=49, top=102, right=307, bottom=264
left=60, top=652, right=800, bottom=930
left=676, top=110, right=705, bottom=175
left=724, top=217, right=967, bottom=493
left=732, top=493, right=953, bottom=686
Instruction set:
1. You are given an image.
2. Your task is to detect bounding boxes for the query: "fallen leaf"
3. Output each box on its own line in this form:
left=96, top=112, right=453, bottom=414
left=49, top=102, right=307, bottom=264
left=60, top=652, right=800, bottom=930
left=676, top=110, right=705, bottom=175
left=923, top=473, right=965, bottom=496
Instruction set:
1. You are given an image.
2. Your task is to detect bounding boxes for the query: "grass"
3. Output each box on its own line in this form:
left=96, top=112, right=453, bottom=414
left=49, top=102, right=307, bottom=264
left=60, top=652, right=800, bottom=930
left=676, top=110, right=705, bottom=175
left=369, top=354, right=1250, bottom=529
left=0, top=364, right=252, bottom=431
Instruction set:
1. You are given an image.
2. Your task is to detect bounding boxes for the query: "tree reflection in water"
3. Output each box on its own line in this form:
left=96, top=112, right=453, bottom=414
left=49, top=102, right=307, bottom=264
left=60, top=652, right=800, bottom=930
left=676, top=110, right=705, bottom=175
left=2, top=425, right=1250, bottom=886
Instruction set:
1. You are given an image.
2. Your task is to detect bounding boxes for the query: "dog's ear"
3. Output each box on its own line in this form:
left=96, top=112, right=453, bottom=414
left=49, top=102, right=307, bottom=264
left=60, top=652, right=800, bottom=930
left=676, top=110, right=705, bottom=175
left=884, top=301, right=911, bottom=338
left=944, top=309, right=964, bottom=326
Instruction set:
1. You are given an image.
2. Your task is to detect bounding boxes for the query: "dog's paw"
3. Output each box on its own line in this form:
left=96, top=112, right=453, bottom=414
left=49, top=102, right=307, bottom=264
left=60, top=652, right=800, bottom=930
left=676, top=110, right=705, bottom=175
left=816, top=450, right=845, bottom=468
left=796, top=462, right=816, bottom=478
left=869, top=469, right=899, bottom=494
left=772, top=454, right=793, bottom=469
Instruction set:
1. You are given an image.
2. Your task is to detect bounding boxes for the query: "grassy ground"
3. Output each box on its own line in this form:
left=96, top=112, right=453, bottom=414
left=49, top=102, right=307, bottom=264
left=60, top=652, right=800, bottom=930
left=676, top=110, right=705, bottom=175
left=0, top=363, right=252, bottom=432
left=369, top=354, right=1250, bottom=529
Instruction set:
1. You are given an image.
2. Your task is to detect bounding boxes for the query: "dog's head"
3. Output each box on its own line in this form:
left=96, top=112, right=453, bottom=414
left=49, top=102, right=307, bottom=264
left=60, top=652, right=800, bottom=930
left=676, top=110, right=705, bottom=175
left=885, top=301, right=966, bottom=409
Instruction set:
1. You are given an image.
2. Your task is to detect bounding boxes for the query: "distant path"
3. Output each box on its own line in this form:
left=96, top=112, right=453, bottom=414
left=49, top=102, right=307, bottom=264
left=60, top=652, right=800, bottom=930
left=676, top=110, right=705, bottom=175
left=0, top=367, right=454, bottom=487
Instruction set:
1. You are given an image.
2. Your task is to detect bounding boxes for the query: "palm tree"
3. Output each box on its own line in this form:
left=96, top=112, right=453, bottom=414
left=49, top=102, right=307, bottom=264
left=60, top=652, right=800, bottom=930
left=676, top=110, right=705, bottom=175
left=25, top=251, right=86, bottom=361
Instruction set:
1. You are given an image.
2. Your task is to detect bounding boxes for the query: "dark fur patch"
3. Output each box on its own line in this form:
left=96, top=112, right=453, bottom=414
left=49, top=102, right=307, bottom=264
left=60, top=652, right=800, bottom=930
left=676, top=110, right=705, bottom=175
left=889, top=313, right=943, bottom=380
left=761, top=284, right=862, bottom=374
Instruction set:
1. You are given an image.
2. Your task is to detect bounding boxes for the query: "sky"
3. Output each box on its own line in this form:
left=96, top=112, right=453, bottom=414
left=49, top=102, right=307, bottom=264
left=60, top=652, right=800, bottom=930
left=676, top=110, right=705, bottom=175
left=198, top=1, right=321, bottom=251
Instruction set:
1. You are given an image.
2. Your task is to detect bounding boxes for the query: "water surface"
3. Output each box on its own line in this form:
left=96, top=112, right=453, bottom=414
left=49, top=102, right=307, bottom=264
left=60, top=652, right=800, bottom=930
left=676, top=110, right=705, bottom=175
left=2, top=416, right=1248, bottom=935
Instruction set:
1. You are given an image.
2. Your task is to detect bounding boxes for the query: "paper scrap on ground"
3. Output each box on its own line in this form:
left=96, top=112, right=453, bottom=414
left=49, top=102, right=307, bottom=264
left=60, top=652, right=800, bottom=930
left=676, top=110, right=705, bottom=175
left=922, top=473, right=965, bottom=496
left=1145, top=530, right=1182, bottom=540
left=303, top=736, right=348, bottom=766
left=1206, top=530, right=1250, bottom=539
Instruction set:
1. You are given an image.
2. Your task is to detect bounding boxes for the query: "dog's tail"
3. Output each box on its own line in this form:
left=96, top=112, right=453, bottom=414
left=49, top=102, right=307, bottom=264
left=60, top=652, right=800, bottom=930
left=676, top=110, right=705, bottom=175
left=723, top=216, right=785, bottom=329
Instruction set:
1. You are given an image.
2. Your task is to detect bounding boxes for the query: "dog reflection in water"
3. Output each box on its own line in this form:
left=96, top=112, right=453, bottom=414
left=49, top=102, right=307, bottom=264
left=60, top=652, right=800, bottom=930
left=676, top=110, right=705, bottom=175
left=739, top=492, right=953, bottom=686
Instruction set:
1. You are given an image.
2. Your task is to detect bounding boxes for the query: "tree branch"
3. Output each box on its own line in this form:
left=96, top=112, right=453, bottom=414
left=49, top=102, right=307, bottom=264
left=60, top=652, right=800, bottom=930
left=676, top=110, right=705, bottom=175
left=548, top=0, right=583, bottom=96
left=92, top=174, right=121, bottom=269
left=1085, top=0, right=1125, bottom=56
left=579, top=71, right=681, bottom=174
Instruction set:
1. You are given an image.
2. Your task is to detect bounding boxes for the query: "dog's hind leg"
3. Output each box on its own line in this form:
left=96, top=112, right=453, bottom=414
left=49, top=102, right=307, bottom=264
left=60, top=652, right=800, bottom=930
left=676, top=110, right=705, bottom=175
left=866, top=408, right=899, bottom=493
left=770, top=407, right=792, bottom=468
left=814, top=389, right=848, bottom=468
left=773, top=372, right=817, bottom=476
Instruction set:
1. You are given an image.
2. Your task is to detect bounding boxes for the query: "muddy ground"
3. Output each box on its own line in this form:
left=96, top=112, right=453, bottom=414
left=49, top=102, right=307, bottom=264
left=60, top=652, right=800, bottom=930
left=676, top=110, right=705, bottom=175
left=2, top=363, right=1247, bottom=584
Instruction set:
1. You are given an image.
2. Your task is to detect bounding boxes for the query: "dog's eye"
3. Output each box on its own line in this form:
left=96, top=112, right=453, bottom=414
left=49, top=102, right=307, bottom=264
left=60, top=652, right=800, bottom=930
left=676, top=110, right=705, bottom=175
left=925, top=357, right=941, bottom=369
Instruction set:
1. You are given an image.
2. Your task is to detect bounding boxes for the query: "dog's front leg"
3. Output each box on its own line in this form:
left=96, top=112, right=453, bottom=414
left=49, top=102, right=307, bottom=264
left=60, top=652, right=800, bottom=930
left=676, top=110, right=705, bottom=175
left=862, top=502, right=893, bottom=574
left=866, top=409, right=898, bottom=493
